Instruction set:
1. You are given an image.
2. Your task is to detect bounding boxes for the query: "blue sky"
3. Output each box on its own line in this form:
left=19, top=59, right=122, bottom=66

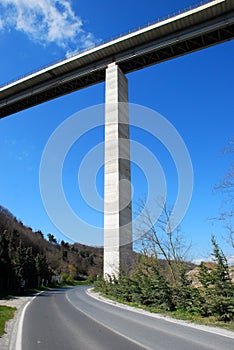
left=0, top=0, right=233, bottom=262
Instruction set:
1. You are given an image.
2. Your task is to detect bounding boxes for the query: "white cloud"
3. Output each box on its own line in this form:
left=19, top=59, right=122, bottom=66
left=192, top=258, right=204, bottom=265
left=0, top=0, right=96, bottom=51
left=192, top=255, right=234, bottom=266
left=228, top=255, right=234, bottom=266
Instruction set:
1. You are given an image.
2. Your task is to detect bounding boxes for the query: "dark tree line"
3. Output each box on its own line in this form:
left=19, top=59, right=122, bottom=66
left=0, top=230, right=50, bottom=290
left=0, top=205, right=103, bottom=291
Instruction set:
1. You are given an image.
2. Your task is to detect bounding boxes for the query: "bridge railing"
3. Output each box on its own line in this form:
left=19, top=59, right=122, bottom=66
left=0, top=0, right=214, bottom=89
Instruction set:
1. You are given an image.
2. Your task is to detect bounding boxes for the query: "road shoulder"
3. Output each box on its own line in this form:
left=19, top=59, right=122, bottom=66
left=87, top=288, right=234, bottom=340
left=0, top=296, right=32, bottom=350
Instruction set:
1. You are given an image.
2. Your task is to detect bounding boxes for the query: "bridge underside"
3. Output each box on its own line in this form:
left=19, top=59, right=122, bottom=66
left=120, top=23, right=234, bottom=73
left=0, top=12, right=233, bottom=118
left=0, top=1, right=233, bottom=278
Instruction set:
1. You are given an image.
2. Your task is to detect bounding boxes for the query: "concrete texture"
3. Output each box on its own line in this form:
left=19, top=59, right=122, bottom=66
left=2, top=0, right=233, bottom=118
left=104, top=63, right=132, bottom=278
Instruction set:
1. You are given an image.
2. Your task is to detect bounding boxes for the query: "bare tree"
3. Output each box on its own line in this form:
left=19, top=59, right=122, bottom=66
left=213, top=137, right=234, bottom=249
left=227, top=222, right=234, bottom=249
left=214, top=137, right=234, bottom=194
left=134, top=197, right=191, bottom=284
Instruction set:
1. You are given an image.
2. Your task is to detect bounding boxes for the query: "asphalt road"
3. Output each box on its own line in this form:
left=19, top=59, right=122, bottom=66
left=21, top=286, right=234, bottom=350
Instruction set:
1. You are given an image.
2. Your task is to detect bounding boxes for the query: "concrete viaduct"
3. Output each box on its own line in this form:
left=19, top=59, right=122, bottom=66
left=0, top=0, right=233, bottom=277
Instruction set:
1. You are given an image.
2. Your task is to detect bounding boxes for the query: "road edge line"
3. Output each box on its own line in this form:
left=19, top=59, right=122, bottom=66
left=65, top=290, right=153, bottom=350
left=87, top=288, right=234, bottom=340
left=9, top=291, right=44, bottom=350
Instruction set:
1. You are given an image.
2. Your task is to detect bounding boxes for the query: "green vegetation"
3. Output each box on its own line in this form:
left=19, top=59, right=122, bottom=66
left=0, top=205, right=103, bottom=293
left=0, top=305, right=16, bottom=337
left=94, top=237, right=234, bottom=328
left=197, top=236, right=234, bottom=322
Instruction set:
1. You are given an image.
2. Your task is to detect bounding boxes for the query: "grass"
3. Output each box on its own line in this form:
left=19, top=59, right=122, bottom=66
left=93, top=290, right=234, bottom=332
left=164, top=309, right=234, bottom=331
left=0, top=306, right=16, bottom=337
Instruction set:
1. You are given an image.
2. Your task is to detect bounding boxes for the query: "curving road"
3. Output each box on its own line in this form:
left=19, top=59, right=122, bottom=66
left=21, top=286, right=234, bottom=350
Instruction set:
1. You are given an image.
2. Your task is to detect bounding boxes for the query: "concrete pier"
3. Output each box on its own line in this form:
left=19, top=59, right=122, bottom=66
left=104, top=63, right=132, bottom=278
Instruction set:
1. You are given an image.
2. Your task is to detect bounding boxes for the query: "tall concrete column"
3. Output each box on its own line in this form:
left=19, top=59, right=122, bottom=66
left=104, top=62, right=132, bottom=278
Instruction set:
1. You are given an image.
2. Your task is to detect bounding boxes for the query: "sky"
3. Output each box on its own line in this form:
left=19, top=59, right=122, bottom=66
left=0, top=0, right=233, bottom=263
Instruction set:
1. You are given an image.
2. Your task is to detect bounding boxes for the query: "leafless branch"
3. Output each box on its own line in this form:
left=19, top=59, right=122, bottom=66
left=134, top=197, right=191, bottom=284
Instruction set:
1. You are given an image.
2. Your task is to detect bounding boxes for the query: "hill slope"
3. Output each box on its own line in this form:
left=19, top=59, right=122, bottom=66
left=0, top=205, right=103, bottom=290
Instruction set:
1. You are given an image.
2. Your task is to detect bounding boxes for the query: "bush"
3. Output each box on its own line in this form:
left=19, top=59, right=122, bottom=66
left=61, top=272, right=73, bottom=283
left=94, top=238, right=234, bottom=323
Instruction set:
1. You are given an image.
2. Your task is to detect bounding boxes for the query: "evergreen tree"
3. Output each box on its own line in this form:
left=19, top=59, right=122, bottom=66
left=131, top=256, right=173, bottom=310
left=24, top=247, right=37, bottom=287
left=211, top=236, right=233, bottom=297
left=35, top=254, right=50, bottom=285
left=14, top=241, right=26, bottom=283
left=173, top=264, right=204, bottom=314
left=210, top=236, right=234, bottom=321
left=0, top=231, right=13, bottom=288
left=198, top=236, right=234, bottom=321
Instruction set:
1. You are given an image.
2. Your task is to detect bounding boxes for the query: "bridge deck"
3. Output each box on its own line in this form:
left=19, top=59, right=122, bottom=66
left=0, top=0, right=233, bottom=118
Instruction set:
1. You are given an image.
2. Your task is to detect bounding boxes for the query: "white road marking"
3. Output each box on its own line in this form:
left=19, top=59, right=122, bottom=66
left=65, top=291, right=152, bottom=350
left=87, top=288, right=234, bottom=340
left=14, top=291, right=44, bottom=350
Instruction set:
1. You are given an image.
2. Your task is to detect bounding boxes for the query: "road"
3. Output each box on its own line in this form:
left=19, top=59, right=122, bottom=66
left=21, top=286, right=234, bottom=350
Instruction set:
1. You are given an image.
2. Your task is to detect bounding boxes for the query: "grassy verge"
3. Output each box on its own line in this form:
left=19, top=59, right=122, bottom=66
left=0, top=306, right=16, bottom=337
left=163, top=310, right=234, bottom=331
left=93, top=290, right=234, bottom=332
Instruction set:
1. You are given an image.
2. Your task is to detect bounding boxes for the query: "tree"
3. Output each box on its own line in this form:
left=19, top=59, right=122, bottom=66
left=214, top=137, right=234, bottom=249
left=61, top=240, right=69, bottom=249
left=215, top=137, right=234, bottom=195
left=35, top=254, right=50, bottom=285
left=0, top=230, right=13, bottom=288
left=198, top=236, right=234, bottom=321
left=14, top=242, right=37, bottom=288
left=210, top=236, right=233, bottom=296
left=94, top=255, right=174, bottom=311
left=133, top=256, right=174, bottom=310
left=47, top=233, right=57, bottom=244
left=14, top=241, right=26, bottom=283
left=24, top=247, right=37, bottom=287
left=135, top=198, right=190, bottom=284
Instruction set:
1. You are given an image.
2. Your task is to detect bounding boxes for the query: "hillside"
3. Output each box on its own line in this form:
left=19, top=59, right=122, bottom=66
left=0, top=205, right=103, bottom=290
left=0, top=204, right=197, bottom=292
